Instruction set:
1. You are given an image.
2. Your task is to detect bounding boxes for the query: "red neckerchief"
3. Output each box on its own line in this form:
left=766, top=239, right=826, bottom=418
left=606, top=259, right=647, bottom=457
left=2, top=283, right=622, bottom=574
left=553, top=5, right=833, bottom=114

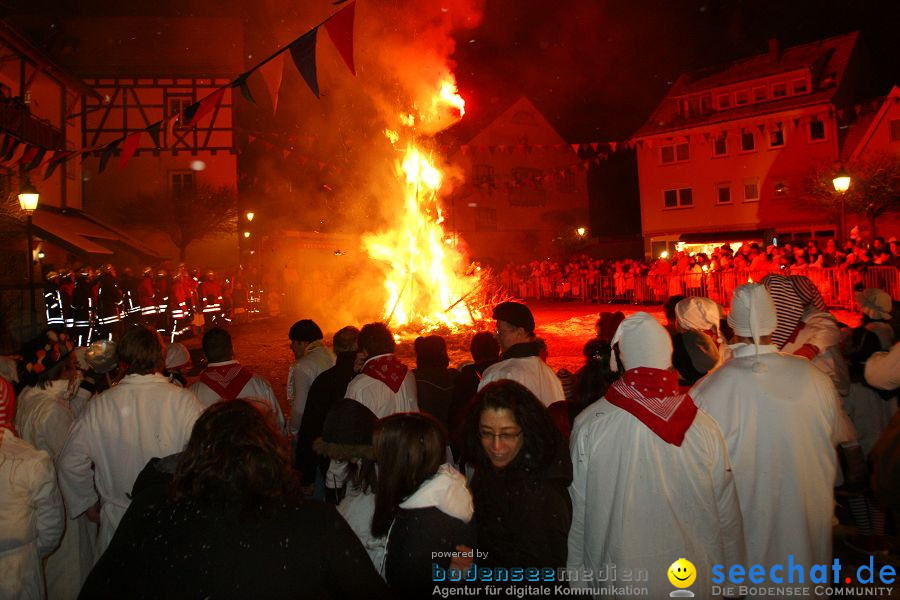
left=605, top=367, right=697, bottom=446
left=0, top=378, right=16, bottom=435
left=362, top=355, right=408, bottom=393
left=200, top=363, right=254, bottom=402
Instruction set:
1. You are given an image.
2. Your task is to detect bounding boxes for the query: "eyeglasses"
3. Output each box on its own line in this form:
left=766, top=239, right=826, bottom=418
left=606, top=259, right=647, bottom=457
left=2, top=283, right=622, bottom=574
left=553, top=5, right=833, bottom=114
left=479, top=430, right=523, bottom=443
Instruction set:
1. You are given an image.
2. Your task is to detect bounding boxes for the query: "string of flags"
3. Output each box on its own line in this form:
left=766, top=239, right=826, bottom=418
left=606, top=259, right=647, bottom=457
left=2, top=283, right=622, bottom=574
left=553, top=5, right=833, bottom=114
left=3, top=1, right=357, bottom=181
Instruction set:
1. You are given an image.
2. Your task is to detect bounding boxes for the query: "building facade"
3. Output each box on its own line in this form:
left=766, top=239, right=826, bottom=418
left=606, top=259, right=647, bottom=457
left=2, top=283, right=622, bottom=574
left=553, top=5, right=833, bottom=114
left=631, top=32, right=895, bottom=257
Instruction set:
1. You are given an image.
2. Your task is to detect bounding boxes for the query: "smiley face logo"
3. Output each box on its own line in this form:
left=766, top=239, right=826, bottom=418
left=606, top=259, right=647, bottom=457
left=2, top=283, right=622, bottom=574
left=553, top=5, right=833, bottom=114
left=668, top=558, right=696, bottom=588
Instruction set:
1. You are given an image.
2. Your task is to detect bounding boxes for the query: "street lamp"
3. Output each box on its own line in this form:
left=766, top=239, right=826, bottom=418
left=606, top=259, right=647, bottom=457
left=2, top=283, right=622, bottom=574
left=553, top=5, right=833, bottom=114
left=576, top=227, right=586, bottom=237
left=18, top=178, right=39, bottom=328
left=832, top=167, right=851, bottom=244
left=245, top=211, right=255, bottom=222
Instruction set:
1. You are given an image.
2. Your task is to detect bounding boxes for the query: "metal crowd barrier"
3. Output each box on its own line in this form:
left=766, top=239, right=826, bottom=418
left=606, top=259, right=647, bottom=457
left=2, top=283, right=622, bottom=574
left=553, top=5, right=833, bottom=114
left=502, top=266, right=899, bottom=310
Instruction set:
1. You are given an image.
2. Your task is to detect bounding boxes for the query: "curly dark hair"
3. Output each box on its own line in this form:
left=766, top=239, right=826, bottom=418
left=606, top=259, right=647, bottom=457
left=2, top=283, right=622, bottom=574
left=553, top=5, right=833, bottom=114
left=462, top=379, right=562, bottom=472
left=370, top=413, right=447, bottom=537
left=358, top=322, right=395, bottom=357
left=172, top=399, right=298, bottom=515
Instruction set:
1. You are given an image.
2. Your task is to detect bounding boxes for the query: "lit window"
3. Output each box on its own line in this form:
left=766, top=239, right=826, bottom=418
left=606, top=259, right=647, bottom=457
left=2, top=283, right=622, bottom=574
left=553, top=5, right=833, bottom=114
left=716, top=183, right=732, bottom=204
left=743, top=180, right=759, bottom=202
left=772, top=82, right=787, bottom=98
left=740, top=130, right=756, bottom=152
left=809, top=117, right=826, bottom=141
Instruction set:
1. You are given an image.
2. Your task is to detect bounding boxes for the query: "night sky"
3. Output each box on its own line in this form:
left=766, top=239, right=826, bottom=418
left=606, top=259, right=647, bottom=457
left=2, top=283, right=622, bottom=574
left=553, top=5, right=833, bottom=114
left=3, top=0, right=897, bottom=141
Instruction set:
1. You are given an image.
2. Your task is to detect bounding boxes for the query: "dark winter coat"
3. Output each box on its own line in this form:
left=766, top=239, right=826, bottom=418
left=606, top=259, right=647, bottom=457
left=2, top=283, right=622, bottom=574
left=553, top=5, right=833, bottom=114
left=295, top=351, right=357, bottom=485
left=413, top=366, right=460, bottom=430
left=79, top=475, right=388, bottom=600
left=469, top=443, right=573, bottom=571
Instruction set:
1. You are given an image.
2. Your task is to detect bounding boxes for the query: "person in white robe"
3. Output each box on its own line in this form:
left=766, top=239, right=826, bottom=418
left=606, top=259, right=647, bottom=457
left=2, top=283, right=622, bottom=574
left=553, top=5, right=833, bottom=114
left=57, top=326, right=202, bottom=562
left=345, top=323, right=418, bottom=418
left=478, top=301, right=565, bottom=407
left=866, top=342, right=900, bottom=391
left=691, top=283, right=840, bottom=588
left=568, top=312, right=745, bottom=599
left=286, top=319, right=335, bottom=435
left=189, top=327, right=286, bottom=432
left=16, top=334, right=95, bottom=600
left=0, top=380, right=65, bottom=600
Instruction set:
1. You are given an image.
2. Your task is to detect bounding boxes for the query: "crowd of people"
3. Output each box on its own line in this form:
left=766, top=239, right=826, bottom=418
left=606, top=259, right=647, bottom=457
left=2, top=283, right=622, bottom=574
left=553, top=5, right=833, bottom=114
left=2, top=273, right=900, bottom=599
left=499, top=235, right=900, bottom=306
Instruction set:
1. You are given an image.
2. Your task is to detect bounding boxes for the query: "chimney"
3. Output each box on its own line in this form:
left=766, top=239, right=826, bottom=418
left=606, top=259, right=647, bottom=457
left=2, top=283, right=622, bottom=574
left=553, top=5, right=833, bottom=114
left=768, top=38, right=781, bottom=62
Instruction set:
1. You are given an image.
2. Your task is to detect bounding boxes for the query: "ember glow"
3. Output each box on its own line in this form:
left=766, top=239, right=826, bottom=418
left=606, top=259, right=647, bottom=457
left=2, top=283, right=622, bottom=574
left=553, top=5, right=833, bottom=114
left=362, top=77, right=483, bottom=331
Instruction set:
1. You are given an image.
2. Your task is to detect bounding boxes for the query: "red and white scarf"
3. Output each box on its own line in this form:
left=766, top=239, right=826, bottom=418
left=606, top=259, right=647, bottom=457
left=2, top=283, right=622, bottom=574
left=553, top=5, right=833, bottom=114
left=604, top=367, right=697, bottom=446
left=362, top=355, right=408, bottom=393
left=0, top=377, right=15, bottom=435
left=200, top=362, right=254, bottom=402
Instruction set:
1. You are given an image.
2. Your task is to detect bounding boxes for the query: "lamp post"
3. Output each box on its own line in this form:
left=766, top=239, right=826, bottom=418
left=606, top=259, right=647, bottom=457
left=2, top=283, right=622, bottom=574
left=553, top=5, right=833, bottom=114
left=18, top=178, right=40, bottom=328
left=832, top=167, right=850, bottom=244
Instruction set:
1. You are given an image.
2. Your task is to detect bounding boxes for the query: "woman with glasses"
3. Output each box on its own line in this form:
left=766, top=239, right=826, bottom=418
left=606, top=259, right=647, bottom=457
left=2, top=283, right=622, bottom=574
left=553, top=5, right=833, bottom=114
left=462, top=379, right=572, bottom=573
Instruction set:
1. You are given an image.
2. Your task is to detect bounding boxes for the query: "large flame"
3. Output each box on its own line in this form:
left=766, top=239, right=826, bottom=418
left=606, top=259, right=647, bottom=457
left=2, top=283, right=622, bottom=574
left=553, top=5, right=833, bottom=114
left=362, top=77, right=482, bottom=330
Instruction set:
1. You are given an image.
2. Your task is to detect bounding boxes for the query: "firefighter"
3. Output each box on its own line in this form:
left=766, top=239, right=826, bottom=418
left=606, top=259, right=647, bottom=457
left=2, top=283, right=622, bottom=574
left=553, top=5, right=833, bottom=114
left=71, top=268, right=95, bottom=346
left=154, top=269, right=170, bottom=336
left=199, top=269, right=223, bottom=328
left=168, top=268, right=190, bottom=342
left=94, top=264, right=123, bottom=341
left=43, top=271, right=65, bottom=328
left=59, top=270, right=75, bottom=328
left=137, top=267, right=158, bottom=326
left=119, top=266, right=141, bottom=325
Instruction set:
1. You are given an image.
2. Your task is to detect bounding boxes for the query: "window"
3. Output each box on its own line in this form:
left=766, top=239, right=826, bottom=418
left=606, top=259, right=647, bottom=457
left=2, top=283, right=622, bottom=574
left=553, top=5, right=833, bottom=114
left=170, top=171, right=195, bottom=198
left=743, top=180, right=759, bottom=202
left=699, top=95, right=711, bottom=114
left=889, top=119, right=900, bottom=142
left=791, top=78, right=808, bottom=94
left=663, top=188, right=693, bottom=209
left=660, top=142, right=689, bottom=164
left=716, top=183, right=732, bottom=204
left=511, top=167, right=542, bottom=187
left=713, top=135, right=728, bottom=157
left=769, top=124, right=785, bottom=148
left=473, top=164, right=494, bottom=186
left=752, top=86, right=768, bottom=102
left=717, top=94, right=731, bottom=110
left=735, top=90, right=750, bottom=106
left=774, top=181, right=789, bottom=197
left=475, top=208, right=497, bottom=231
left=740, top=129, right=756, bottom=152
left=809, top=117, right=826, bottom=141
left=167, top=96, right=192, bottom=128
left=772, top=82, right=787, bottom=98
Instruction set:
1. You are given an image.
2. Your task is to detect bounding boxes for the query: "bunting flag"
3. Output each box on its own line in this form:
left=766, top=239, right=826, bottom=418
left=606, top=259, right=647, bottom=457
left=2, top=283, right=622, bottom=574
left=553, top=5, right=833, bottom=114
left=289, top=29, right=320, bottom=98
left=146, top=121, right=162, bottom=148
left=232, top=72, right=255, bottom=104
left=18, top=145, right=38, bottom=167
left=42, top=150, right=75, bottom=180
left=98, top=139, right=121, bottom=173
left=186, top=86, right=227, bottom=127
left=25, top=148, right=47, bottom=171
left=119, top=131, right=142, bottom=168
left=324, top=1, right=356, bottom=75
left=258, top=53, right=285, bottom=114
left=3, top=140, right=22, bottom=164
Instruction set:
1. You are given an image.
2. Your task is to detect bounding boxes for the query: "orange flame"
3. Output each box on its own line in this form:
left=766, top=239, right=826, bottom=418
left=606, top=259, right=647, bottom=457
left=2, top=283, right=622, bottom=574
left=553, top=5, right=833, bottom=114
left=362, top=78, right=481, bottom=330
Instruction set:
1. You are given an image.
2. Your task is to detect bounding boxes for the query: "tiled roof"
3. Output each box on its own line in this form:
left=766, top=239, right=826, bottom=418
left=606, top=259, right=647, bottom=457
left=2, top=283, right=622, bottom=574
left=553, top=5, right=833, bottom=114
left=634, top=31, right=859, bottom=139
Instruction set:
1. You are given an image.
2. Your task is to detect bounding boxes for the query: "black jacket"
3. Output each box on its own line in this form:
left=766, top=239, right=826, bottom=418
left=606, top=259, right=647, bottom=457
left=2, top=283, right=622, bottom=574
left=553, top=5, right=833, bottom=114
left=414, top=366, right=460, bottom=430
left=79, top=481, right=388, bottom=600
left=295, top=351, right=357, bottom=485
left=469, top=442, right=573, bottom=571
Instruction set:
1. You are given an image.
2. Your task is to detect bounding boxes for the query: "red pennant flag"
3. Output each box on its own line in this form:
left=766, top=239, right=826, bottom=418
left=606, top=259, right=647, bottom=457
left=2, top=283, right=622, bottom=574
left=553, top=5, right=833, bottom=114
left=18, top=145, right=39, bottom=167
left=570, top=143, right=580, bottom=153
left=119, top=131, right=142, bottom=168
left=187, top=87, right=227, bottom=127
left=259, top=53, right=285, bottom=115
left=324, top=1, right=356, bottom=75
left=609, top=141, right=617, bottom=152
left=590, top=142, right=599, bottom=152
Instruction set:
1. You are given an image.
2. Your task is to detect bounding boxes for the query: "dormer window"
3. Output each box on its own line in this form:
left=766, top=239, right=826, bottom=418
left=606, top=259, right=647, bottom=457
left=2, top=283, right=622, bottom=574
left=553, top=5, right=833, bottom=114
left=772, top=82, right=787, bottom=98
left=717, top=93, right=731, bottom=110
left=791, top=78, right=809, bottom=94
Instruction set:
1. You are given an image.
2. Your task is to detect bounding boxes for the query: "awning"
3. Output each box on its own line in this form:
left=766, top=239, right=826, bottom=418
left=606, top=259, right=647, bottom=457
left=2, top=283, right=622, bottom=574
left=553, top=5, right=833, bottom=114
left=31, top=208, right=162, bottom=258
left=679, top=229, right=766, bottom=244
